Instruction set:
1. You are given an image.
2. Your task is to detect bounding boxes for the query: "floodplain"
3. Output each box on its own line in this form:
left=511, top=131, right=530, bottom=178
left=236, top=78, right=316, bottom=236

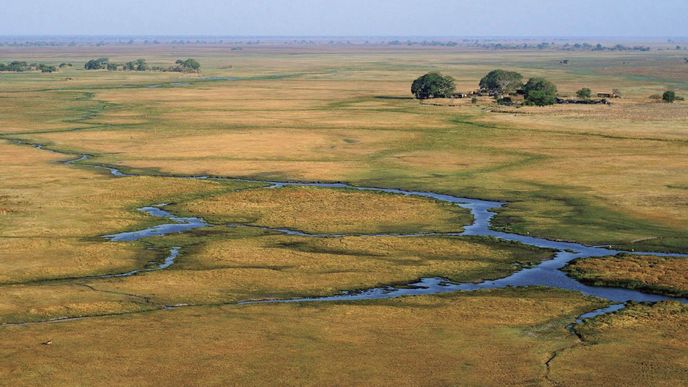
left=0, top=41, right=687, bottom=385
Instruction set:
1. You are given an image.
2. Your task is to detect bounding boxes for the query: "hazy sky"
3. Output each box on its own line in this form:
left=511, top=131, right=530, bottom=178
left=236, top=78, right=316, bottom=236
left=2, top=0, right=687, bottom=37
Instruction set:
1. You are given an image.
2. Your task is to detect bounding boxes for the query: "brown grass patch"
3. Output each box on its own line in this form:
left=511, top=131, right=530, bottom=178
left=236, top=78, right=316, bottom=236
left=0, top=288, right=602, bottom=385
left=565, top=254, right=688, bottom=297
left=178, top=186, right=470, bottom=234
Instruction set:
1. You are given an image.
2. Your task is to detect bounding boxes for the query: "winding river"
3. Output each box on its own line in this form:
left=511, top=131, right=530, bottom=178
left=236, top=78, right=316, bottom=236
left=16, top=142, right=688, bottom=321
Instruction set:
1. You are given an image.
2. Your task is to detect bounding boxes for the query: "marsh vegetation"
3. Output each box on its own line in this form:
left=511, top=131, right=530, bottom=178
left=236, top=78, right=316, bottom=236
left=0, top=41, right=686, bottom=385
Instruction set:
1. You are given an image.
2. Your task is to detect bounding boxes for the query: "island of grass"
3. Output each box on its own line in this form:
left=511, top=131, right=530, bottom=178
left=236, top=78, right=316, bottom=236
left=174, top=185, right=472, bottom=235
left=564, top=254, right=688, bottom=297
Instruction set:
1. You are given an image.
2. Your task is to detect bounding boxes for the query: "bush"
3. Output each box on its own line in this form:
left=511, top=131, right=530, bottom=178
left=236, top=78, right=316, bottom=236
left=524, top=78, right=558, bottom=106
left=84, top=58, right=110, bottom=70
left=576, top=88, right=592, bottom=99
left=38, top=64, right=57, bottom=73
left=411, top=72, right=456, bottom=99
left=479, top=70, right=524, bottom=94
left=663, top=91, right=677, bottom=103
left=125, top=59, right=148, bottom=71
left=175, top=58, right=201, bottom=72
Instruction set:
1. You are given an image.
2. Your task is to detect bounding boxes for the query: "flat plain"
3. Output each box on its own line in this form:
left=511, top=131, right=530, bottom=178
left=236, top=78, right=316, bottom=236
left=0, top=42, right=687, bottom=385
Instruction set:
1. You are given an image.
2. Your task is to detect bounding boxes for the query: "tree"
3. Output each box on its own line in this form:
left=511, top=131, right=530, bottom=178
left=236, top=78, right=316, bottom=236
left=576, top=88, right=592, bottom=99
left=38, top=64, right=57, bottom=73
left=479, top=69, right=524, bottom=94
left=663, top=90, right=677, bottom=103
left=125, top=59, right=148, bottom=71
left=84, top=58, right=110, bottom=70
left=411, top=72, right=456, bottom=99
left=175, top=58, right=201, bottom=72
left=8, top=61, right=29, bottom=72
left=524, top=78, right=558, bottom=106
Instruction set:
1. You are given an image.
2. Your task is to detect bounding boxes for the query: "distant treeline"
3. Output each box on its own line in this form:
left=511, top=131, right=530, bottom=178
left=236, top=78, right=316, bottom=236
left=388, top=40, right=459, bottom=47
left=84, top=58, right=201, bottom=72
left=0, top=39, right=264, bottom=47
left=0, top=61, right=71, bottom=73
left=389, top=40, right=653, bottom=51
left=1, top=38, right=684, bottom=51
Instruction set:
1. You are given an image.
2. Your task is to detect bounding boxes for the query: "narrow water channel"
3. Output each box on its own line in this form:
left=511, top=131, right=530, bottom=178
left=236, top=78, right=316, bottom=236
left=18, top=142, right=688, bottom=320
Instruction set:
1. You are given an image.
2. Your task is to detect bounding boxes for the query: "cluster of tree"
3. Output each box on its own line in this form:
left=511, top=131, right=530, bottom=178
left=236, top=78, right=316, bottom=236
left=411, top=69, right=560, bottom=106
left=84, top=58, right=201, bottom=72
left=478, top=70, right=558, bottom=106
left=0, top=61, right=58, bottom=73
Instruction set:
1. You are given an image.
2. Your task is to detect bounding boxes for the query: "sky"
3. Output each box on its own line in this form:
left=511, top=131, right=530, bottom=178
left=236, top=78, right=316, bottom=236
left=2, top=0, right=687, bottom=37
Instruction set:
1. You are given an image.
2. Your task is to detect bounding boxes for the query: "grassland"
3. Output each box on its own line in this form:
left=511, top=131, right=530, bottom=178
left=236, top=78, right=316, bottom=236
left=1, top=226, right=554, bottom=323
left=3, top=45, right=685, bottom=252
left=2, top=288, right=685, bottom=386
left=565, top=254, right=688, bottom=297
left=550, top=302, right=688, bottom=385
left=176, top=186, right=471, bottom=234
left=0, top=288, right=607, bottom=386
left=0, top=43, right=687, bottom=385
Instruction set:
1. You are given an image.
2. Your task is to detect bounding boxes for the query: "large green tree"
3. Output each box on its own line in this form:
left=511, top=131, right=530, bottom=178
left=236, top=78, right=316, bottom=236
left=524, top=78, right=558, bottom=106
left=479, top=69, right=524, bottom=94
left=411, top=72, right=456, bottom=99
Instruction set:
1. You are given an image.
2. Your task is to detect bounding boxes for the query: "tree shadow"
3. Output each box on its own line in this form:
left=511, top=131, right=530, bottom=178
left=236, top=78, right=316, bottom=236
left=374, top=96, right=415, bottom=100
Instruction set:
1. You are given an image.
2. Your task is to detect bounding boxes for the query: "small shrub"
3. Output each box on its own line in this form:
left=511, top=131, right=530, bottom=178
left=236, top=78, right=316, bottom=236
left=576, top=88, right=592, bottom=99
left=663, top=91, right=676, bottom=103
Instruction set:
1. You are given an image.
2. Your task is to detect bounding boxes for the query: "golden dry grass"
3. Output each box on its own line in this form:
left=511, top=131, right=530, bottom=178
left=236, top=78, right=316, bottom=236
left=178, top=186, right=470, bottom=234
left=11, top=54, right=684, bottom=251
left=0, top=288, right=604, bottom=386
left=550, top=302, right=688, bottom=385
left=565, top=254, right=688, bottom=297
left=0, top=283, right=150, bottom=324
left=0, top=140, right=254, bottom=283
left=0, top=45, right=687, bottom=384
left=89, top=231, right=552, bottom=307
